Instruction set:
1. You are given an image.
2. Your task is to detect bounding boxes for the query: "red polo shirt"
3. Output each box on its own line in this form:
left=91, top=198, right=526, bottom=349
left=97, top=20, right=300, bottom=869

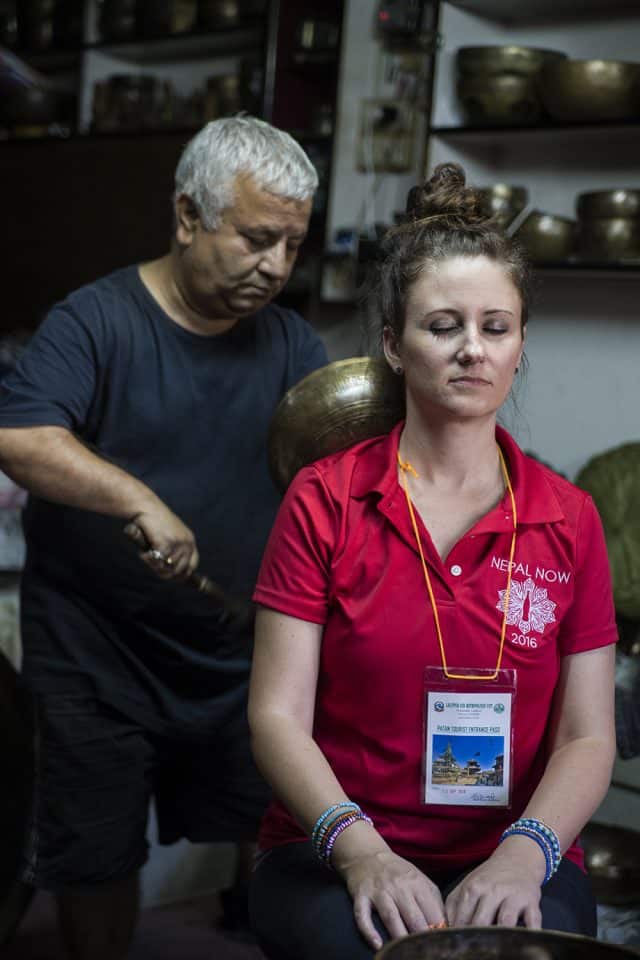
left=253, top=423, right=617, bottom=872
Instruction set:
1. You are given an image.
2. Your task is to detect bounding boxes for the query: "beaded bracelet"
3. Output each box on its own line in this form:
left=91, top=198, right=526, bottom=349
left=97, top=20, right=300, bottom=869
left=321, top=811, right=373, bottom=865
left=311, top=802, right=361, bottom=858
left=499, top=817, right=561, bottom=885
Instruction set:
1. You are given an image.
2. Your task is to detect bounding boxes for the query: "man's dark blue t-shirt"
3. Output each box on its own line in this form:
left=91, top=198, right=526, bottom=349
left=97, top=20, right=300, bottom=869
left=0, top=265, right=328, bottom=729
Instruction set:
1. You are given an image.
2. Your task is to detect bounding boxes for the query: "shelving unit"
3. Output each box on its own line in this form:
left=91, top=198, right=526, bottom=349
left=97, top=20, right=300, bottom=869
left=0, top=0, right=346, bottom=329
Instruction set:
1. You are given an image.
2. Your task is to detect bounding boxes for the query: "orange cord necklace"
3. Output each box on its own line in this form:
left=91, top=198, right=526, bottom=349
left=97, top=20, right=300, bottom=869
left=397, top=445, right=517, bottom=681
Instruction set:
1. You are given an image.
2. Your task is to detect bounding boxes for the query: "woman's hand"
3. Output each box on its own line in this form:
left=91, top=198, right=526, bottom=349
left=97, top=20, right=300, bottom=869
left=337, top=847, right=447, bottom=951
left=445, top=839, right=544, bottom=929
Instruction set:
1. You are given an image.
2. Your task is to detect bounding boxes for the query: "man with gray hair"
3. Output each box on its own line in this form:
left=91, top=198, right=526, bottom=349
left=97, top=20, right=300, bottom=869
left=0, top=115, right=327, bottom=959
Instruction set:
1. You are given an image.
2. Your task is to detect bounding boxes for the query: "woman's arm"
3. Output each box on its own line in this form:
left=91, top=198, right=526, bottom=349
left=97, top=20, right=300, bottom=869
left=445, top=643, right=616, bottom=927
left=249, top=606, right=447, bottom=948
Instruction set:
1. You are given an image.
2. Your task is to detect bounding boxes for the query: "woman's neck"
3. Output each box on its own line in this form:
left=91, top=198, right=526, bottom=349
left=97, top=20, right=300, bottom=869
left=398, top=412, right=501, bottom=495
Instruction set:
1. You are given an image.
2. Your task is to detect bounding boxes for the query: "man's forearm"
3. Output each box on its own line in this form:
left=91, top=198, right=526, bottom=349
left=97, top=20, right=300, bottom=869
left=0, top=425, right=160, bottom=520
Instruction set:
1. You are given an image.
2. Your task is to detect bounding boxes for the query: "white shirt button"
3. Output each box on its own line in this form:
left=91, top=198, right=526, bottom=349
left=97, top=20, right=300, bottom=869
left=450, top=564, right=462, bottom=577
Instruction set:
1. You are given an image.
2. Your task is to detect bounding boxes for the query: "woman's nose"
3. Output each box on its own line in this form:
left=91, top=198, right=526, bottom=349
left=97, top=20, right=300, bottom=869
left=456, top=329, right=485, bottom=364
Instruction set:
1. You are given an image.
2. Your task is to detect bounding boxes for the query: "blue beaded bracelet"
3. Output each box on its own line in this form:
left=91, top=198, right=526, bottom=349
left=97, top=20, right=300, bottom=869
left=499, top=817, right=561, bottom=885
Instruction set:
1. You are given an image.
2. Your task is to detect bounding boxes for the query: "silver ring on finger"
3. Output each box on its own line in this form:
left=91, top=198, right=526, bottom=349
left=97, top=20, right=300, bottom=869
left=149, top=549, right=165, bottom=562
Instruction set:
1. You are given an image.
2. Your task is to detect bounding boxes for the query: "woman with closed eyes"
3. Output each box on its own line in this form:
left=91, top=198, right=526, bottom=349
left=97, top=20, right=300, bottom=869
left=246, top=162, right=617, bottom=960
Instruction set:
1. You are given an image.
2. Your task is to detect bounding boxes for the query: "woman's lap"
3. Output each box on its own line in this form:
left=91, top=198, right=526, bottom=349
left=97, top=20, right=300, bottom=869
left=249, top=842, right=597, bottom=960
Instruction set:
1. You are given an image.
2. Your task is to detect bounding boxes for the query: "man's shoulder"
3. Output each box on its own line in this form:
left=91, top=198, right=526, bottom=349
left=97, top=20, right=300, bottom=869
left=62, top=265, right=140, bottom=312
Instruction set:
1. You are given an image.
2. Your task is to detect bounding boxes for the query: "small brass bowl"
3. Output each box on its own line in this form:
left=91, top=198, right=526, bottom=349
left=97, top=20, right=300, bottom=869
left=457, top=73, right=542, bottom=126
left=457, top=45, right=567, bottom=78
left=477, top=184, right=528, bottom=228
left=577, top=217, right=640, bottom=261
left=538, top=59, right=640, bottom=122
left=581, top=821, right=640, bottom=905
left=514, top=210, right=576, bottom=262
left=577, top=189, right=640, bottom=220
left=268, top=357, right=405, bottom=493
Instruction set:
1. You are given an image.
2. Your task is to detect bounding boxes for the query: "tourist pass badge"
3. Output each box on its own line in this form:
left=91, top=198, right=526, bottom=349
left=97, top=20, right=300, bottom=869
left=423, top=685, right=513, bottom=807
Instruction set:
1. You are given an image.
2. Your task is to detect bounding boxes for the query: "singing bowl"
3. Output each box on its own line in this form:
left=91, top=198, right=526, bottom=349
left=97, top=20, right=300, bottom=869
left=581, top=821, right=640, bottom=905
left=538, top=59, right=640, bottom=122
left=268, top=357, right=405, bottom=493
left=375, top=927, right=640, bottom=960
left=456, top=73, right=542, bottom=126
left=577, top=218, right=640, bottom=262
left=477, top=184, right=529, bottom=228
left=577, top=189, right=640, bottom=220
left=514, top=211, right=576, bottom=262
left=456, top=46, right=567, bottom=78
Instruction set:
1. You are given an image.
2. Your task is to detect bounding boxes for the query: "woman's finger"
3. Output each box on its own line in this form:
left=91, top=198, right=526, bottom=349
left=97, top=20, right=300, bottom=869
left=352, top=895, right=384, bottom=952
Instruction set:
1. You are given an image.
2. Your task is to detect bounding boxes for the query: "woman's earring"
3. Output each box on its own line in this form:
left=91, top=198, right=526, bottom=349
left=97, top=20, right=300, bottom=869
left=514, top=366, right=519, bottom=373
left=395, top=366, right=403, bottom=375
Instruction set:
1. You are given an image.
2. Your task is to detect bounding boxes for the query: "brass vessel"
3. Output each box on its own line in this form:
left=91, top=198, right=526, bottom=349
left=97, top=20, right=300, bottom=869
left=375, top=926, right=640, bottom=960
left=514, top=211, right=576, bottom=262
left=538, top=59, right=640, bottom=123
left=456, top=73, right=541, bottom=126
left=581, top=821, right=640, bottom=905
left=268, top=357, right=405, bottom=493
left=457, top=45, right=567, bottom=78
left=577, top=217, right=640, bottom=261
left=577, top=189, right=640, bottom=220
left=477, top=184, right=528, bottom=229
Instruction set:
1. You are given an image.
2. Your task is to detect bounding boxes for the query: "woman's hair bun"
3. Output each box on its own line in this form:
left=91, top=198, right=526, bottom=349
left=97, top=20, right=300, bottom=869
left=405, top=162, right=485, bottom=225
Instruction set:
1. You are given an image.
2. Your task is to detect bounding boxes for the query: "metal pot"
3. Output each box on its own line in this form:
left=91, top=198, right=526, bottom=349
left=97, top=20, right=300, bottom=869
left=538, top=59, right=640, bottom=123
left=577, top=217, right=640, bottom=261
left=457, top=45, right=567, bottom=78
left=268, top=357, right=405, bottom=493
left=577, top=189, right=640, bottom=220
left=477, top=184, right=529, bottom=229
left=514, top=210, right=576, bottom=262
left=375, top=927, right=640, bottom=960
left=581, top=821, right=640, bottom=905
left=456, top=73, right=542, bottom=126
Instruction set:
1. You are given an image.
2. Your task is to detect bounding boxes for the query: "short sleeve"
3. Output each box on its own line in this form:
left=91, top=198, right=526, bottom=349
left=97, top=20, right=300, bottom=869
left=253, top=464, right=337, bottom=624
left=558, top=496, right=618, bottom=655
left=284, top=309, right=328, bottom=388
left=0, top=304, right=101, bottom=432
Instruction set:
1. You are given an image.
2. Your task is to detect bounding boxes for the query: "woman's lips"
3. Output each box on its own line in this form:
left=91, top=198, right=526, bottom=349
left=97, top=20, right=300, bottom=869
left=450, top=376, right=491, bottom=385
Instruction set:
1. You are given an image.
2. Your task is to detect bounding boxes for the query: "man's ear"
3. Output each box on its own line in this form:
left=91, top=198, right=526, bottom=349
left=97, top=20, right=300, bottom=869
left=175, top=194, right=200, bottom=245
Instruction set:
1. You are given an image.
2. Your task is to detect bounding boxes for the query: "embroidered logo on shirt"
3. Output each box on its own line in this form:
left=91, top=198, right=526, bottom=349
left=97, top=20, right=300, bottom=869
left=496, top=577, right=557, bottom=635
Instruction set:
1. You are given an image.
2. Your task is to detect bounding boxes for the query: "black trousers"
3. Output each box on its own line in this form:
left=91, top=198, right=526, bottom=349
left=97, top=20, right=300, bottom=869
left=249, top=841, right=597, bottom=960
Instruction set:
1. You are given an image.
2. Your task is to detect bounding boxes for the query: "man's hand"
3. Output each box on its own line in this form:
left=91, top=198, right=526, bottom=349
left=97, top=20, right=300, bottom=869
left=126, top=505, right=199, bottom=580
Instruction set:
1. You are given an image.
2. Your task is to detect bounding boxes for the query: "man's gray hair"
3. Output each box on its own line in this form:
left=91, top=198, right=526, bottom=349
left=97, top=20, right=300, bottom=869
left=174, top=115, right=319, bottom=230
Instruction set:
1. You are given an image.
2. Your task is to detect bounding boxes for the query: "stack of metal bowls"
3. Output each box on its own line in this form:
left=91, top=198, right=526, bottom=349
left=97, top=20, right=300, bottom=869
left=576, top=189, right=640, bottom=262
left=514, top=210, right=576, bottom=263
left=476, top=184, right=528, bottom=230
left=455, top=45, right=567, bottom=126
left=538, top=59, right=640, bottom=123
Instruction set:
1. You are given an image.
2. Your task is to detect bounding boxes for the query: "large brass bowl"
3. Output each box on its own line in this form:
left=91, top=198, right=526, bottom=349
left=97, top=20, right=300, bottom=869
left=581, top=821, right=640, bottom=905
left=577, top=217, right=640, bottom=262
left=375, top=926, right=640, bottom=960
left=268, top=357, right=405, bottom=493
left=538, top=59, right=640, bottom=122
left=456, top=45, right=567, bottom=78
left=477, top=184, right=529, bottom=229
left=457, top=73, right=542, bottom=126
left=514, top=211, right=576, bottom=262
left=577, top=189, right=640, bottom=220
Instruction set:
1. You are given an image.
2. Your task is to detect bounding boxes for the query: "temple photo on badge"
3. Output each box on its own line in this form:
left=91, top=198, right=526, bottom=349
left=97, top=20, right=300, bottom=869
left=431, top=735, right=504, bottom=787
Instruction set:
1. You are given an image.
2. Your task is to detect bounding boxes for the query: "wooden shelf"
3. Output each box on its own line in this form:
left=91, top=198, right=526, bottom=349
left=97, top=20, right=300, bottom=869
left=533, top=261, right=640, bottom=277
left=448, top=0, right=640, bottom=24
left=431, top=119, right=640, bottom=137
left=16, top=21, right=265, bottom=69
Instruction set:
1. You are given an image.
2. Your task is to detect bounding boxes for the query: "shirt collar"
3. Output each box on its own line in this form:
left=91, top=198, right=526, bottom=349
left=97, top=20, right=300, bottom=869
left=350, top=421, right=565, bottom=526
